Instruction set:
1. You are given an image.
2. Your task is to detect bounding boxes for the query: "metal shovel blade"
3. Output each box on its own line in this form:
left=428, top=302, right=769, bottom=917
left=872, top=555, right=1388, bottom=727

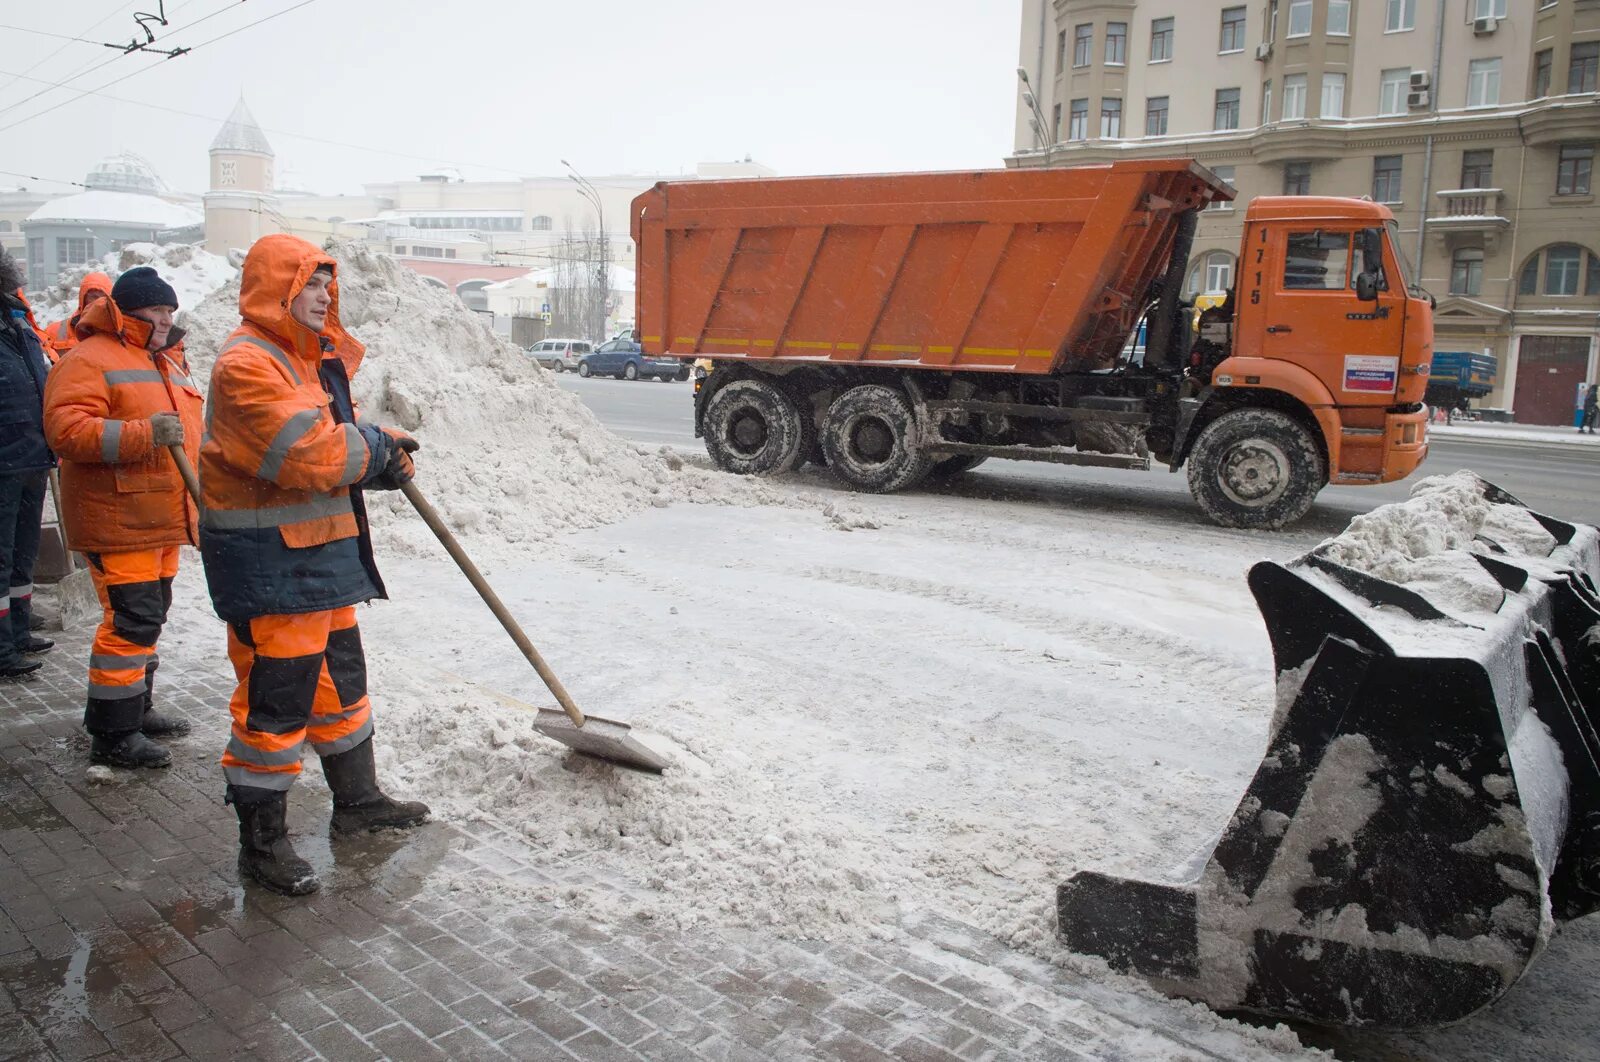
left=533, top=709, right=669, bottom=773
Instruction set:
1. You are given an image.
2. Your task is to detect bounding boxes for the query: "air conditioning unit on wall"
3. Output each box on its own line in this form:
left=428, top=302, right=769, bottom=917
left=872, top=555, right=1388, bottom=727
left=1408, top=89, right=1431, bottom=108
left=1255, top=42, right=1273, bottom=60
left=1473, top=16, right=1498, bottom=35
left=1410, top=71, right=1431, bottom=90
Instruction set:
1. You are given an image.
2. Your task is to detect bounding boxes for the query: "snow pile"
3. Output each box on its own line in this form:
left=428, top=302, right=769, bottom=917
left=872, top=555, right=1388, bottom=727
left=1314, top=470, right=1554, bottom=617
left=178, top=239, right=790, bottom=552
left=31, top=242, right=235, bottom=320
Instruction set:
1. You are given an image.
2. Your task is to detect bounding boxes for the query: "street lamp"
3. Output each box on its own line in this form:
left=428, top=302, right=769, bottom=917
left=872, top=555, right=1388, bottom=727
left=1016, top=67, right=1053, bottom=150
left=560, top=158, right=609, bottom=341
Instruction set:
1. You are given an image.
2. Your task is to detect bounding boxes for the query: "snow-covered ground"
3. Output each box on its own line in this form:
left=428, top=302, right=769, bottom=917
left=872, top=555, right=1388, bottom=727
left=136, top=241, right=1596, bottom=1059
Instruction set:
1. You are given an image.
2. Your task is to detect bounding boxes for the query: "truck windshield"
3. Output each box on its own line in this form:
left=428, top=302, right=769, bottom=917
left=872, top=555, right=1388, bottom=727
left=1385, top=220, right=1418, bottom=292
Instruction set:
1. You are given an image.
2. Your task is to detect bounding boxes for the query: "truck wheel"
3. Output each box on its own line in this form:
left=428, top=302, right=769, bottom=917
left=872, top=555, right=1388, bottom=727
left=702, top=378, right=806, bottom=476
left=1186, top=409, right=1325, bottom=530
left=821, top=384, right=932, bottom=493
left=927, top=454, right=987, bottom=479
left=624, top=362, right=639, bottom=381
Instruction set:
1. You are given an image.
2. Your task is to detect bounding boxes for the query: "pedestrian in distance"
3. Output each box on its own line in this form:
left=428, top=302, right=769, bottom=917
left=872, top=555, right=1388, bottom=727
left=41, top=272, right=113, bottom=365
left=1581, top=383, right=1598, bottom=435
left=43, top=267, right=203, bottom=768
left=0, top=249, right=56, bottom=680
left=199, top=234, right=428, bottom=897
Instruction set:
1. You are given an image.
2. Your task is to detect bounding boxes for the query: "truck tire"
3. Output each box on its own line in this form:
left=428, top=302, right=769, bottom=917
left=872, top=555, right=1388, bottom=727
left=702, top=378, right=806, bottom=476
left=1186, top=409, right=1325, bottom=530
left=821, top=384, right=932, bottom=493
left=928, top=454, right=987, bottom=479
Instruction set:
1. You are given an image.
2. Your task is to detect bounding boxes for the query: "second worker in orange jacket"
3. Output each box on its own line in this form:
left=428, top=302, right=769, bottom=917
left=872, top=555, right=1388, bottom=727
left=43, top=267, right=203, bottom=769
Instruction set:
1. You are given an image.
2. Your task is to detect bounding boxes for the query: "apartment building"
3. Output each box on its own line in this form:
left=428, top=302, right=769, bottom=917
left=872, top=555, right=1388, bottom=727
left=1011, top=0, right=1600, bottom=423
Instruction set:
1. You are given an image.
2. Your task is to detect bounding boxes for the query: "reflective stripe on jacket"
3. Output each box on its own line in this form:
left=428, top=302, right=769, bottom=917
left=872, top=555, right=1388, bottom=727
left=42, top=296, right=202, bottom=552
left=199, top=234, right=387, bottom=623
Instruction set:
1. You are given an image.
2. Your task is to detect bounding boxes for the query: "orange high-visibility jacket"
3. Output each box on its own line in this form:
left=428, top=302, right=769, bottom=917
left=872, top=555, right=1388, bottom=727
left=42, top=296, right=203, bottom=553
left=198, top=234, right=391, bottom=623
left=42, top=272, right=113, bottom=364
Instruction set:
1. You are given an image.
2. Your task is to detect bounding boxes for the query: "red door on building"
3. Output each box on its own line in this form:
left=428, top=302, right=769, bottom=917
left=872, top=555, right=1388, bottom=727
left=1515, top=336, right=1590, bottom=425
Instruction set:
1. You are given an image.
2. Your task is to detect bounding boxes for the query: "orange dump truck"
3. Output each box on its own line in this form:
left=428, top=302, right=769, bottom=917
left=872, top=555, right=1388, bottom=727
left=631, top=159, right=1432, bottom=528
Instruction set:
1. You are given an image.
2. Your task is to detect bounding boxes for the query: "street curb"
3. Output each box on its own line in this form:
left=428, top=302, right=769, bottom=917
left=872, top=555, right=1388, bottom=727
left=1429, top=432, right=1600, bottom=456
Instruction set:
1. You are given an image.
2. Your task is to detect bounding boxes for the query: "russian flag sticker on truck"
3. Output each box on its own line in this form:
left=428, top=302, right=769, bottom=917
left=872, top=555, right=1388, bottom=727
left=1344, top=355, right=1399, bottom=394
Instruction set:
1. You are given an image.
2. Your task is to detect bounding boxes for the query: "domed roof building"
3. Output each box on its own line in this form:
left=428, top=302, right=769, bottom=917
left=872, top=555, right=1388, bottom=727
left=21, top=153, right=203, bottom=288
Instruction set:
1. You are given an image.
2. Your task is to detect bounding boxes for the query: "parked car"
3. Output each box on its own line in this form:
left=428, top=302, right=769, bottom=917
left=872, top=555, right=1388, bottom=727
left=579, top=338, right=689, bottom=381
left=527, top=338, right=592, bottom=372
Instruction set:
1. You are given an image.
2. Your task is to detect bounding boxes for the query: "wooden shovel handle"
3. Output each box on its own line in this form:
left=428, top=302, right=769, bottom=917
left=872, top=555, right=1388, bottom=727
left=168, top=445, right=202, bottom=503
left=400, top=479, right=588, bottom=728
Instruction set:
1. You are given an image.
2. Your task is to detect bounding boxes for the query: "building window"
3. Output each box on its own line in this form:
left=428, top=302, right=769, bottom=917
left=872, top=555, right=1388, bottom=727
left=1287, top=0, right=1312, bottom=37
left=1557, top=144, right=1594, bottom=195
left=55, top=237, right=93, bottom=266
left=1461, top=149, right=1494, bottom=188
left=1262, top=80, right=1273, bottom=124
left=1105, top=22, right=1127, bottom=65
left=1056, top=29, right=1067, bottom=73
left=1472, top=0, right=1507, bottom=17
left=392, top=245, right=407, bottom=255
left=1534, top=49, right=1554, bottom=98
left=0, top=221, right=10, bottom=233
left=1328, top=0, right=1350, bottom=35
left=1571, top=42, right=1599, bottom=95
left=530, top=215, right=553, bottom=231
left=1146, top=96, right=1170, bottom=136
left=1285, top=231, right=1351, bottom=288
left=1268, top=0, right=1280, bottom=42
left=1219, top=6, right=1247, bottom=52
left=1214, top=87, right=1241, bottom=130
left=1069, top=98, right=1089, bottom=140
left=1205, top=253, right=1234, bottom=293
left=1321, top=72, right=1346, bottom=117
left=1386, top=0, right=1415, bottom=31
left=1450, top=249, right=1484, bottom=296
left=1284, top=161, right=1312, bottom=196
left=1052, top=103, right=1062, bottom=142
left=1372, top=155, right=1403, bottom=202
left=1467, top=58, right=1500, bottom=108
left=1206, top=165, right=1237, bottom=210
left=1150, top=17, right=1174, bottom=62
left=1074, top=23, right=1093, bottom=67
left=1282, top=74, right=1307, bottom=120
left=26, top=238, right=42, bottom=269
left=1101, top=98, right=1123, bottom=138
left=1519, top=245, right=1600, bottom=296
left=1380, top=68, right=1410, bottom=115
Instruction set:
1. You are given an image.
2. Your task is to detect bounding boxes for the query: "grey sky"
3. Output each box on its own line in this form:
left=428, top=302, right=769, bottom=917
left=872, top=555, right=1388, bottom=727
left=3, top=0, right=1021, bottom=195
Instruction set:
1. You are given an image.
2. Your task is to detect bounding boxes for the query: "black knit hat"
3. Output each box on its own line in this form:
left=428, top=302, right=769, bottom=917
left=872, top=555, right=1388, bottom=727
left=111, top=266, right=178, bottom=313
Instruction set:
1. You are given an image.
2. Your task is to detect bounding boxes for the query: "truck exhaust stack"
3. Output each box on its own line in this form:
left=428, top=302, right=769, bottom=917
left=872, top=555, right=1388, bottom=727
left=1058, top=474, right=1600, bottom=1028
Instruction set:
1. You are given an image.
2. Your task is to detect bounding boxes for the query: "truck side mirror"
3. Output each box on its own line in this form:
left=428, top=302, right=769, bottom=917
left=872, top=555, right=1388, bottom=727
left=1356, top=272, right=1379, bottom=301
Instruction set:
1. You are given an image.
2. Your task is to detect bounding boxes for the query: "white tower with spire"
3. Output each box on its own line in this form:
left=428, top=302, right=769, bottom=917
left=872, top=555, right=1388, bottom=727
left=203, top=96, right=278, bottom=255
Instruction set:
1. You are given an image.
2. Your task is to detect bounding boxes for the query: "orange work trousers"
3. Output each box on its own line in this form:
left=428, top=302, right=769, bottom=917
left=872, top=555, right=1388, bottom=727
left=220, top=606, right=372, bottom=792
left=84, top=547, right=179, bottom=737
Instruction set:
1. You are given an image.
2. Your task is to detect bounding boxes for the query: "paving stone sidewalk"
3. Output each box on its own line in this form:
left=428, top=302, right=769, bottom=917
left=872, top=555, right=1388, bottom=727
left=6, top=609, right=1597, bottom=1062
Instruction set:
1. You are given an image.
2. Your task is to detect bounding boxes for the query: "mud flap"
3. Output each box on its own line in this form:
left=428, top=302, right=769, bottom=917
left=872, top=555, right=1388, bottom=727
left=1058, top=476, right=1600, bottom=1029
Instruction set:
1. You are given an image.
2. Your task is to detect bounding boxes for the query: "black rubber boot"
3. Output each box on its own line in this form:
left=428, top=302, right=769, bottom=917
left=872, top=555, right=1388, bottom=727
left=230, top=785, right=319, bottom=896
left=320, top=738, right=430, bottom=835
left=18, top=635, right=53, bottom=654
left=89, top=730, right=171, bottom=769
left=139, top=660, right=190, bottom=738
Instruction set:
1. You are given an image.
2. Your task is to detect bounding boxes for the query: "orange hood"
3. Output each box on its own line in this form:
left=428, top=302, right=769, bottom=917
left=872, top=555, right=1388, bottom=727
left=75, top=291, right=183, bottom=353
left=238, top=234, right=363, bottom=374
left=77, top=272, right=112, bottom=311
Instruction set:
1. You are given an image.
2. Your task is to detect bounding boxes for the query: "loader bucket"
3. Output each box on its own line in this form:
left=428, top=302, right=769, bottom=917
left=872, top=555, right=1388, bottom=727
left=1058, top=472, right=1600, bottom=1028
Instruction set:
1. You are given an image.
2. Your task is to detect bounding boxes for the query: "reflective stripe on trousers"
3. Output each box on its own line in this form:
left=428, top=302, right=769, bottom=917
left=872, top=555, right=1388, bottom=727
left=83, top=547, right=178, bottom=736
left=220, top=606, right=372, bottom=791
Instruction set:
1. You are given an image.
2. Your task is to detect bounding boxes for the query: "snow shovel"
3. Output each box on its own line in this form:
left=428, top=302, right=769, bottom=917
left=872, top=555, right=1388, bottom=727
left=45, top=469, right=99, bottom=630
left=396, top=479, right=668, bottom=773
left=166, top=444, right=665, bottom=773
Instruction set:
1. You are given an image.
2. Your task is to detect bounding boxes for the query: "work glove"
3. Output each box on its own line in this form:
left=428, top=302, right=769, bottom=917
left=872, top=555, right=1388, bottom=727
left=360, top=427, right=418, bottom=491
left=149, top=412, right=184, bottom=447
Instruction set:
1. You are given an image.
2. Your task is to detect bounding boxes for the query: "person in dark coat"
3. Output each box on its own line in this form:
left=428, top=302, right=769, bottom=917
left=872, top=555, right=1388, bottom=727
left=0, top=249, right=56, bottom=679
left=1581, top=383, right=1598, bottom=435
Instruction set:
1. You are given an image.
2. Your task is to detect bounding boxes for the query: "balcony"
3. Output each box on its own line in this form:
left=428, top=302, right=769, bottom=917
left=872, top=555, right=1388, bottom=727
left=1427, top=188, right=1510, bottom=249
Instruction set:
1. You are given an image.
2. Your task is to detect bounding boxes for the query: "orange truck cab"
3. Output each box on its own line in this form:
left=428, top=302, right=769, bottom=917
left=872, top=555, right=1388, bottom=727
left=634, top=161, right=1433, bottom=529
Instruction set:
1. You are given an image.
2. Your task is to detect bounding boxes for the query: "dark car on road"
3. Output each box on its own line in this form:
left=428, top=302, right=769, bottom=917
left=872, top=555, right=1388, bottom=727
left=579, top=338, right=689, bottom=381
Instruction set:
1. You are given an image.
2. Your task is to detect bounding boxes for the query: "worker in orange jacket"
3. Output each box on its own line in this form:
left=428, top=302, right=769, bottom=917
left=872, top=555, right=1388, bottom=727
left=41, top=272, right=113, bottom=364
left=200, top=234, right=427, bottom=897
left=43, top=267, right=203, bottom=769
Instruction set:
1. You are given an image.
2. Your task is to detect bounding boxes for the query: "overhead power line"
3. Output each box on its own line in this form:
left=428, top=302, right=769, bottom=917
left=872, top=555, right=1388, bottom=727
left=0, top=1, right=130, bottom=101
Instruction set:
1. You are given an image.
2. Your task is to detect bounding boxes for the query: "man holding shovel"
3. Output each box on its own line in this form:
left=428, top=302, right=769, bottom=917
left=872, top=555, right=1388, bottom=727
left=199, top=234, right=427, bottom=897
left=43, top=267, right=203, bottom=768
